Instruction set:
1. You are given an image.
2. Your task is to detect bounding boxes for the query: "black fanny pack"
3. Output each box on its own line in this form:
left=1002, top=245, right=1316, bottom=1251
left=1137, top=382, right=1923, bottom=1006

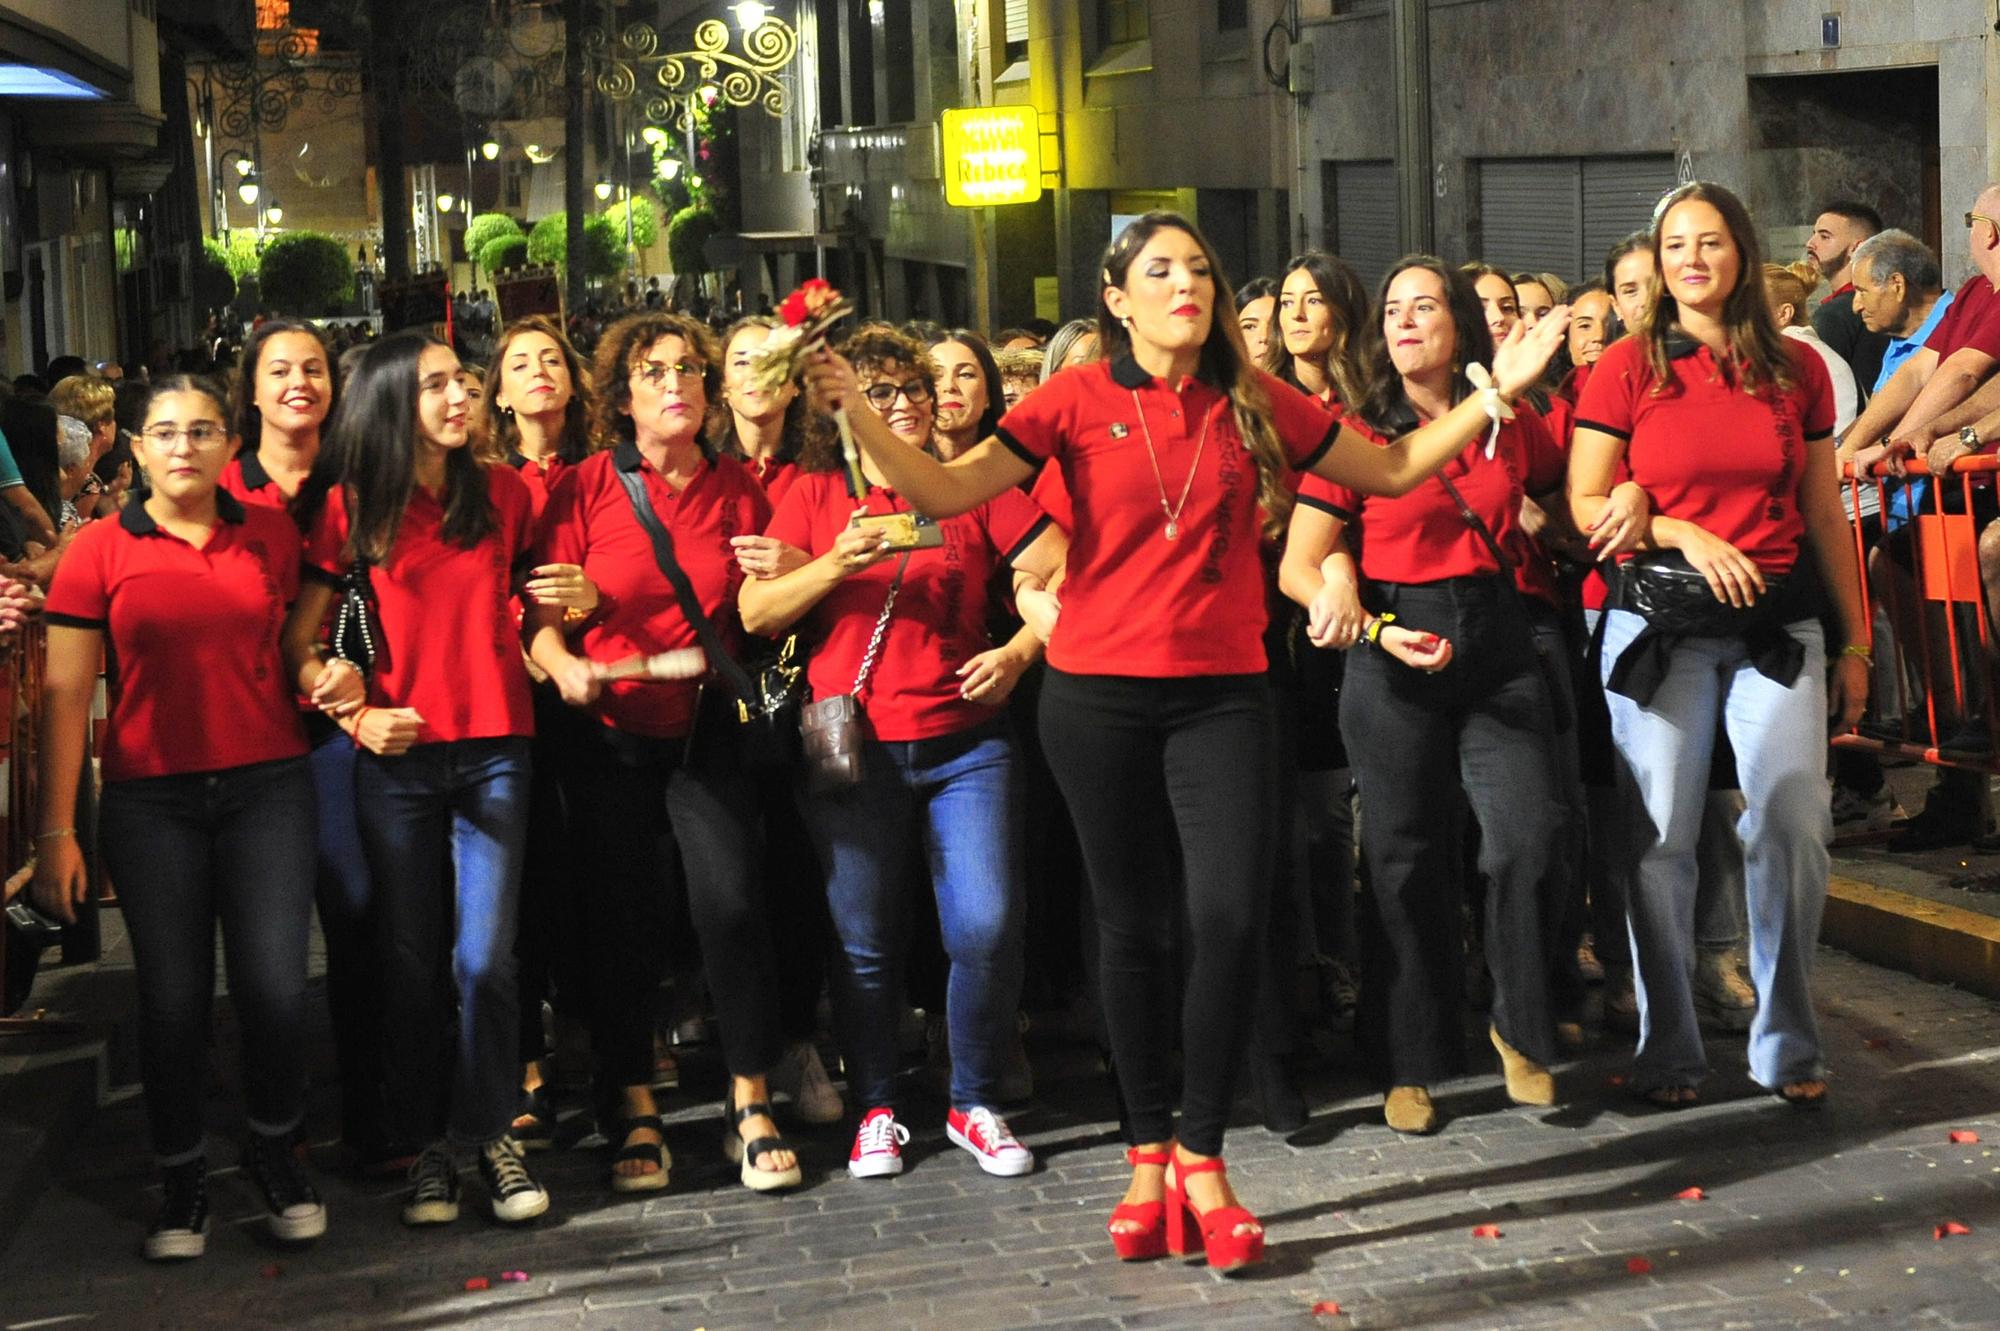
left=1613, top=550, right=1800, bottom=636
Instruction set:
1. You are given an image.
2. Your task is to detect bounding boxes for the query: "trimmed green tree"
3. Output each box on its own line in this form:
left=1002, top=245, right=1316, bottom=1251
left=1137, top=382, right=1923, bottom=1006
left=667, top=204, right=719, bottom=277
left=526, top=211, right=625, bottom=281
left=603, top=196, right=658, bottom=251
left=257, top=231, right=356, bottom=315
left=480, top=233, right=529, bottom=274
left=465, top=212, right=524, bottom=263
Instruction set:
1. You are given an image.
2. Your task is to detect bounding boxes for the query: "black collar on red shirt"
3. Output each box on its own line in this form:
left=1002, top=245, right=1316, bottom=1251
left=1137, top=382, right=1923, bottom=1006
left=238, top=447, right=275, bottom=491
left=506, top=449, right=529, bottom=469
left=612, top=440, right=645, bottom=473
left=1663, top=331, right=1704, bottom=360
left=1109, top=352, right=1152, bottom=390
left=120, top=487, right=248, bottom=536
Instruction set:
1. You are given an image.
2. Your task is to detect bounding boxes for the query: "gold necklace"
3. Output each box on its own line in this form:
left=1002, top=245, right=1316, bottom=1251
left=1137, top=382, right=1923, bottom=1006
left=1129, top=389, right=1211, bottom=541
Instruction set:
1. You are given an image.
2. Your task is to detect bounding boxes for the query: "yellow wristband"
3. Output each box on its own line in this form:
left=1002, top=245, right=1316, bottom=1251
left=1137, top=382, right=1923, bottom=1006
left=35, top=827, right=75, bottom=842
left=1365, top=612, right=1397, bottom=645
left=1840, top=644, right=1873, bottom=663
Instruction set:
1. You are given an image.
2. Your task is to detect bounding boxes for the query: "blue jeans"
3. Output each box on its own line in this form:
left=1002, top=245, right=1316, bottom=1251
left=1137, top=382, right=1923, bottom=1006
left=306, top=723, right=384, bottom=1151
left=357, top=737, right=532, bottom=1147
left=1601, top=611, right=1831, bottom=1091
left=101, top=756, right=318, bottom=1165
left=802, top=719, right=1023, bottom=1111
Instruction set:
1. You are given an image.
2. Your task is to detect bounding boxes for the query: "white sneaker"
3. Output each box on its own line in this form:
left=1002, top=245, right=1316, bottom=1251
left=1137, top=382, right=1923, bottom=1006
left=1832, top=785, right=1904, bottom=832
left=477, top=1136, right=550, bottom=1223
left=946, top=1105, right=1034, bottom=1177
left=1692, top=948, right=1756, bottom=1034
left=848, top=1106, right=910, bottom=1179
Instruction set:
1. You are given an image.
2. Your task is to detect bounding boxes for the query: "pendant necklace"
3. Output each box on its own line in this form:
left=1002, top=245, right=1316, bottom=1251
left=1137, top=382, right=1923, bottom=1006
left=1129, top=389, right=1211, bottom=541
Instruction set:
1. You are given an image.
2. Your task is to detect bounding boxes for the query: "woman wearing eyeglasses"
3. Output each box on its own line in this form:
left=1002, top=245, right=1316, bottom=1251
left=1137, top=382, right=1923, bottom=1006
left=526, top=313, right=800, bottom=1195
left=35, top=376, right=323, bottom=1259
left=741, top=325, right=1065, bottom=1183
left=285, top=333, right=549, bottom=1228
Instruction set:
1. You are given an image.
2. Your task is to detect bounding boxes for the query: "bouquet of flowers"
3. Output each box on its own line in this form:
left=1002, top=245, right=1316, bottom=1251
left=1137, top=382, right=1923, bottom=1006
left=745, top=278, right=865, bottom=495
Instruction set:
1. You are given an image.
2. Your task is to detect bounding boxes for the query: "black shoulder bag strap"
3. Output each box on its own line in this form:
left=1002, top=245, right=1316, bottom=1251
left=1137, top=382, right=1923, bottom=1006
left=614, top=466, right=759, bottom=706
left=1435, top=473, right=1574, bottom=733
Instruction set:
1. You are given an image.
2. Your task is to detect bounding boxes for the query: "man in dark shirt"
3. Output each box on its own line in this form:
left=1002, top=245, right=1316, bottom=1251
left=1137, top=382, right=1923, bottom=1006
left=1806, top=200, right=1891, bottom=398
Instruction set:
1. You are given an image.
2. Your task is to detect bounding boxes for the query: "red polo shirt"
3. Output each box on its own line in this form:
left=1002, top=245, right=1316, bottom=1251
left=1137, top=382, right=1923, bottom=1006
left=995, top=356, right=1338, bottom=676
left=46, top=492, right=307, bottom=782
left=743, top=454, right=801, bottom=510
left=765, top=472, right=1051, bottom=741
left=508, top=451, right=571, bottom=520
left=219, top=448, right=301, bottom=513
left=538, top=446, right=771, bottom=739
left=304, top=464, right=537, bottom=743
left=1298, top=407, right=1565, bottom=600
left=1575, top=335, right=1836, bottom=574
left=1925, top=274, right=2000, bottom=360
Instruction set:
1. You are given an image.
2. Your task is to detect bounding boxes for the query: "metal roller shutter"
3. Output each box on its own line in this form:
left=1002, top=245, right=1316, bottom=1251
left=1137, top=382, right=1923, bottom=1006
left=1326, top=160, right=1398, bottom=292
left=1581, top=155, right=1679, bottom=275
left=1478, top=158, right=1582, bottom=281
left=1003, top=0, right=1028, bottom=45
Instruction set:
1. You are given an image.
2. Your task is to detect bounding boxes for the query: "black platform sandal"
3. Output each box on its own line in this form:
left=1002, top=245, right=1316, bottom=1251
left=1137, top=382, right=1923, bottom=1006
left=607, top=1114, right=671, bottom=1194
left=722, top=1097, right=802, bottom=1192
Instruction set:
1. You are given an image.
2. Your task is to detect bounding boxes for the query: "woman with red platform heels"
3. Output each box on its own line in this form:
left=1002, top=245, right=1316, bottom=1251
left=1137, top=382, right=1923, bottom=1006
left=803, top=213, right=1568, bottom=1272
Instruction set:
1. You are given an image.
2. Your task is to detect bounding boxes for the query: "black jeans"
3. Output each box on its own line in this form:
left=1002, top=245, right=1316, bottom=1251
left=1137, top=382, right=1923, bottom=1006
left=101, top=756, right=318, bottom=1165
left=516, top=685, right=589, bottom=1065
left=1342, top=577, right=1562, bottom=1084
left=566, top=719, right=781, bottom=1103
left=1039, top=668, right=1275, bottom=1158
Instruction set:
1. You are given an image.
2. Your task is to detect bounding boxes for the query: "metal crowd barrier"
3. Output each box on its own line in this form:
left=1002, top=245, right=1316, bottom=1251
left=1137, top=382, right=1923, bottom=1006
left=1837, top=453, right=2000, bottom=774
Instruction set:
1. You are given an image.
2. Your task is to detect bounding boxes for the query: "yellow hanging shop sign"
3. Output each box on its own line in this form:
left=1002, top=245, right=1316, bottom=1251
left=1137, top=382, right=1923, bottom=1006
left=942, top=106, right=1044, bottom=208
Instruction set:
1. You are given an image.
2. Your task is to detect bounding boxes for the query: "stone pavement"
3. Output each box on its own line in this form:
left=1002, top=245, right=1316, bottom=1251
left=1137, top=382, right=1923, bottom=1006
left=4, top=944, right=2000, bottom=1331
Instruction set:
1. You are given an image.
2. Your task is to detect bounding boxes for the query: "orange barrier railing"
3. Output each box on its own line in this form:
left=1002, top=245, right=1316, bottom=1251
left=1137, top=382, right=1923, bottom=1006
left=1838, top=454, right=2000, bottom=773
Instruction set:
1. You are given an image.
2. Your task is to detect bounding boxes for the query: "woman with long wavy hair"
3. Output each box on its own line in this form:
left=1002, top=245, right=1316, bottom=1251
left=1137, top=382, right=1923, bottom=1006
left=1267, top=252, right=1370, bottom=408
left=1280, top=257, right=1571, bottom=1135
left=803, top=211, right=1568, bottom=1270
left=526, top=312, right=800, bottom=1195
left=1570, top=182, right=1867, bottom=1109
left=284, top=331, right=549, bottom=1227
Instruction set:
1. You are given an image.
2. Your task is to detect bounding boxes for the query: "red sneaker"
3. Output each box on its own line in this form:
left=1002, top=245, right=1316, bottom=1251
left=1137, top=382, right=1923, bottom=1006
left=847, top=1106, right=909, bottom=1179
left=946, top=1105, right=1034, bottom=1177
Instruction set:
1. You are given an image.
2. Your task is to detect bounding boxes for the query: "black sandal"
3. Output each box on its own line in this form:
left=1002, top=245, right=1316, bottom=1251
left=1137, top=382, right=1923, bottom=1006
left=723, top=1098, right=802, bottom=1192
left=607, top=1114, right=671, bottom=1194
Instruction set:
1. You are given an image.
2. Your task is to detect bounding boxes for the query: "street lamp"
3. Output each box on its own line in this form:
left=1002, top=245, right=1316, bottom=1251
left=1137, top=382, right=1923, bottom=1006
left=237, top=175, right=260, bottom=206
left=658, top=158, right=682, bottom=181
left=232, top=156, right=255, bottom=178
left=595, top=177, right=613, bottom=202
left=264, top=199, right=283, bottom=226
left=480, top=138, right=501, bottom=161
left=436, top=191, right=457, bottom=212
left=730, top=0, right=771, bottom=30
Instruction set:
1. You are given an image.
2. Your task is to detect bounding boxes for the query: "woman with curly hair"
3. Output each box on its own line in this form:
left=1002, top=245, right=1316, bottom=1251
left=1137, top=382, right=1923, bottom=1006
left=741, top=325, right=1066, bottom=1184
left=526, top=312, right=800, bottom=1194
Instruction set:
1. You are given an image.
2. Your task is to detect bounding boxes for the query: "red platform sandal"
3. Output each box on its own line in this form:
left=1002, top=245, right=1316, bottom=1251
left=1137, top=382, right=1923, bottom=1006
left=1165, top=1154, right=1265, bottom=1272
left=1105, top=1147, right=1171, bottom=1261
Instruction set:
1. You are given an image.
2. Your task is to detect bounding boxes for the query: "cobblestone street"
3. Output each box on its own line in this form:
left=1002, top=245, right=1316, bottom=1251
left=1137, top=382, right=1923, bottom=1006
left=4, top=947, right=2000, bottom=1330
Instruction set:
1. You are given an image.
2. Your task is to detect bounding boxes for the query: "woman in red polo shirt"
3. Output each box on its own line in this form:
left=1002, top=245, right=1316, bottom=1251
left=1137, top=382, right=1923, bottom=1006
left=471, top=314, right=601, bottom=1152
left=35, top=375, right=323, bottom=1260
left=803, top=212, right=1568, bottom=1271
left=1281, top=257, right=1569, bottom=1136
left=714, top=316, right=847, bottom=1126
left=283, top=331, right=550, bottom=1228
left=220, top=320, right=397, bottom=1173
left=1570, top=182, right=1869, bottom=1109
left=741, top=325, right=1065, bottom=1185
left=525, top=312, right=801, bottom=1196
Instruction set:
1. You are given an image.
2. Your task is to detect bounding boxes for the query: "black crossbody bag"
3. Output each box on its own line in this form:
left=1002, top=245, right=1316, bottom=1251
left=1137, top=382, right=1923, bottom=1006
left=615, top=469, right=803, bottom=771
left=1435, top=474, right=1573, bottom=733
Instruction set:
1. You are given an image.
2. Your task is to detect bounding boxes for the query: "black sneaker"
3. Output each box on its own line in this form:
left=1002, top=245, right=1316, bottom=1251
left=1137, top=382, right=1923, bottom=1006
left=145, top=1158, right=209, bottom=1261
left=401, top=1143, right=461, bottom=1227
left=478, top=1136, right=549, bottom=1224
left=246, top=1132, right=326, bottom=1242
left=1887, top=800, right=1981, bottom=852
